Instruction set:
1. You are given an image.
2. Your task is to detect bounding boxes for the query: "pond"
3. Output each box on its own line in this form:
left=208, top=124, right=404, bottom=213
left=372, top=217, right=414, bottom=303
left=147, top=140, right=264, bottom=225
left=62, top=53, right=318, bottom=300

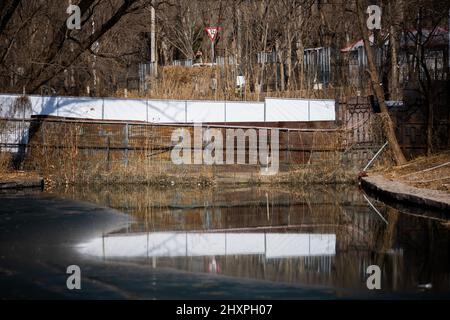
left=0, top=184, right=449, bottom=299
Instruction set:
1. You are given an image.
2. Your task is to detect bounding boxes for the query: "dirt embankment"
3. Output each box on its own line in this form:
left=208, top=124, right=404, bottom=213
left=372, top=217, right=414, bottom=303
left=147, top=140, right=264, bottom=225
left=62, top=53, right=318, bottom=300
left=361, top=152, right=450, bottom=212
left=0, top=171, right=43, bottom=190
left=376, top=152, right=450, bottom=193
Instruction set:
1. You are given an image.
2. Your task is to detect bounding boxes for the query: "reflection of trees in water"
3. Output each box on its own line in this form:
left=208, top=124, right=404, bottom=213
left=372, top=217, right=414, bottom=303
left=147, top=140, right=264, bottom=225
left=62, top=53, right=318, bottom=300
left=335, top=204, right=450, bottom=292
left=54, top=185, right=360, bottom=232
left=56, top=185, right=450, bottom=291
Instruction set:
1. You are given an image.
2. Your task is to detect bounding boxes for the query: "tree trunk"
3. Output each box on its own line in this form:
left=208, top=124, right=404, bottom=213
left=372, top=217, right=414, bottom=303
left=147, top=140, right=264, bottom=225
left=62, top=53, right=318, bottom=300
left=258, top=21, right=269, bottom=101
left=286, top=30, right=293, bottom=91
left=388, top=0, right=401, bottom=100
left=356, top=0, right=406, bottom=166
left=276, top=39, right=284, bottom=92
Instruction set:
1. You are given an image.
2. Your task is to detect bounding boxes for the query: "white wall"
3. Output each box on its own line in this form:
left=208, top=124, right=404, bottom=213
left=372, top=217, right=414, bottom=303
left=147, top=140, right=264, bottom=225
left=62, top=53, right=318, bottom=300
left=265, top=98, right=310, bottom=122
left=104, top=98, right=147, bottom=122
left=148, top=100, right=186, bottom=123
left=225, top=102, right=265, bottom=122
left=187, top=101, right=225, bottom=123
left=0, top=94, right=336, bottom=123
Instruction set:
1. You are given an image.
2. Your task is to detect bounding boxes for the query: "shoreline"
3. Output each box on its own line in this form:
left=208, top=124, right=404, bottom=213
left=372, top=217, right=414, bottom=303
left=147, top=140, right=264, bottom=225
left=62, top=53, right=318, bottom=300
left=1, top=167, right=359, bottom=190
left=361, top=175, right=450, bottom=213
left=0, top=172, right=44, bottom=190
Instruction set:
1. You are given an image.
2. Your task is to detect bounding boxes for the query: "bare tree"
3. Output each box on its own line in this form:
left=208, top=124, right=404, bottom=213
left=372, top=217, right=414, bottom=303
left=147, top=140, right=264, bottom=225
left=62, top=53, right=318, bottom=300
left=355, top=0, right=407, bottom=165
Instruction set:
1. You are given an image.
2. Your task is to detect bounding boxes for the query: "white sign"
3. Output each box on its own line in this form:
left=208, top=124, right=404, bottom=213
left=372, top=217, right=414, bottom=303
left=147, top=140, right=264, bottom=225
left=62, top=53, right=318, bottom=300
left=205, top=27, right=221, bottom=42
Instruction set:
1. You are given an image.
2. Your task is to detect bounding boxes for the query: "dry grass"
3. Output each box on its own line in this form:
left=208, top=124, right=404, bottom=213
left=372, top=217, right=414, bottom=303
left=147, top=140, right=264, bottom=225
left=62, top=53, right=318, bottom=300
left=0, top=152, right=13, bottom=173
left=116, top=65, right=368, bottom=101
left=381, top=151, right=450, bottom=193
left=268, top=166, right=358, bottom=186
left=18, top=118, right=350, bottom=187
left=0, top=170, right=40, bottom=182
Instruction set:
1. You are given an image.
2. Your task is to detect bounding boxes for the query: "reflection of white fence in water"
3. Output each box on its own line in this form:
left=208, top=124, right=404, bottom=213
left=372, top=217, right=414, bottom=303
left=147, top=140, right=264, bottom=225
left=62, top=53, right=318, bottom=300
left=78, top=232, right=336, bottom=259
left=0, top=94, right=336, bottom=123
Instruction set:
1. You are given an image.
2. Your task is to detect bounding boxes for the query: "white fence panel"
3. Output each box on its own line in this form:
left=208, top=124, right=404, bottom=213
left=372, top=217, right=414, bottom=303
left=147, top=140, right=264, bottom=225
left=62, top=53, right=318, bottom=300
left=0, top=95, right=16, bottom=117
left=1, top=94, right=336, bottom=123
left=265, top=98, right=310, bottom=122
left=56, top=97, right=103, bottom=119
left=103, top=98, right=146, bottom=121
left=187, top=101, right=225, bottom=123
left=0, top=94, right=45, bottom=118
left=309, top=99, right=336, bottom=121
left=148, top=100, right=186, bottom=123
left=225, top=102, right=265, bottom=122
left=30, top=95, right=58, bottom=116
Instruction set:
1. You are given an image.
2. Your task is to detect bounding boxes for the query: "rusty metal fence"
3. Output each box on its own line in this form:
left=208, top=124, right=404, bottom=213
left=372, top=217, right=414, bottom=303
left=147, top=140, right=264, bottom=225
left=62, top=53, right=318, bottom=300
left=1, top=117, right=347, bottom=179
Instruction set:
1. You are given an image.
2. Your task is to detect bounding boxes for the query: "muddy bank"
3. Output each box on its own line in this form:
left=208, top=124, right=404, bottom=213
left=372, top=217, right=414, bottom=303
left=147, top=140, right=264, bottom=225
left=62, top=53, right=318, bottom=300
left=40, top=166, right=358, bottom=189
left=0, top=172, right=43, bottom=190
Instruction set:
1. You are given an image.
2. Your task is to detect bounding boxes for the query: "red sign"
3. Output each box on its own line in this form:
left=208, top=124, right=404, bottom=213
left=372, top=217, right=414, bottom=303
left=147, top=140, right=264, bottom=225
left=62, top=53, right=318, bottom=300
left=205, top=27, right=221, bottom=42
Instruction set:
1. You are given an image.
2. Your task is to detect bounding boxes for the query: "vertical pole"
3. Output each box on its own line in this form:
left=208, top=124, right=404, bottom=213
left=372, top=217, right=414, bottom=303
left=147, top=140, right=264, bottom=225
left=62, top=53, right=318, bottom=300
left=101, top=98, right=104, bottom=120
left=264, top=100, right=267, bottom=122
left=308, top=99, right=311, bottom=121
left=146, top=99, right=149, bottom=122
left=286, top=129, right=290, bottom=165
left=150, top=5, right=157, bottom=77
left=106, top=136, right=111, bottom=171
left=91, top=14, right=97, bottom=95
left=237, top=7, right=242, bottom=64
left=123, top=123, right=129, bottom=167
left=185, top=100, right=188, bottom=123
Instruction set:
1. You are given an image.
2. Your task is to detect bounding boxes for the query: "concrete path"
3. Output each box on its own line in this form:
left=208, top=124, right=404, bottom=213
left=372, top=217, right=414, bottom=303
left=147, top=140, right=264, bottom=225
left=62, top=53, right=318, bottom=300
left=361, top=175, right=450, bottom=212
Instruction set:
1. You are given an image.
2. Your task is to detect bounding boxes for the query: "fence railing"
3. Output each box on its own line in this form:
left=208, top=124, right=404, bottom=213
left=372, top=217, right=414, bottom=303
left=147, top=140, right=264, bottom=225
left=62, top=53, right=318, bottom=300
left=1, top=117, right=345, bottom=169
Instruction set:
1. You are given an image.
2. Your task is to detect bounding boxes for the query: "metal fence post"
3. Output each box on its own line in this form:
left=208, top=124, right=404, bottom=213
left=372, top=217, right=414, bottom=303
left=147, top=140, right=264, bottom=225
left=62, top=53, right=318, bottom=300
left=264, top=100, right=267, bottom=122
left=106, top=135, right=111, bottom=172
left=123, top=123, right=129, bottom=167
left=146, top=99, right=149, bottom=123
left=308, top=99, right=311, bottom=121
left=286, top=129, right=290, bottom=165
left=101, top=98, right=105, bottom=120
